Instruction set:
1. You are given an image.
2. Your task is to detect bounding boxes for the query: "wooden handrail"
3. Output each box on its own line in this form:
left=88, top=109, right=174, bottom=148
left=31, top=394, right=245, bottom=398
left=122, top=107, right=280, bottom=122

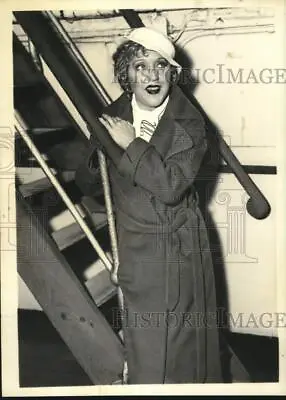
left=14, top=10, right=271, bottom=220
left=119, top=9, right=271, bottom=220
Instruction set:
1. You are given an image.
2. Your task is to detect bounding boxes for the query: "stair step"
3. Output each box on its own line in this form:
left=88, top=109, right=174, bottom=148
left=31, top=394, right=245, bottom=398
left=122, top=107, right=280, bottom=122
left=85, top=267, right=116, bottom=308
left=52, top=221, right=86, bottom=251
left=18, top=170, right=76, bottom=198
left=52, top=211, right=107, bottom=251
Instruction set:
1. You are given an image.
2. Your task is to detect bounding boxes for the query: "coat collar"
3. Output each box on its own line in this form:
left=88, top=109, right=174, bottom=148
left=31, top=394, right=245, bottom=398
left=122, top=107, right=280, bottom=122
left=105, top=85, right=202, bottom=157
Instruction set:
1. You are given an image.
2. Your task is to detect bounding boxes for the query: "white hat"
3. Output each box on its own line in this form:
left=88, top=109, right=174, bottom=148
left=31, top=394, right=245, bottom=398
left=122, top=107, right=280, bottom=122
left=127, top=27, right=182, bottom=72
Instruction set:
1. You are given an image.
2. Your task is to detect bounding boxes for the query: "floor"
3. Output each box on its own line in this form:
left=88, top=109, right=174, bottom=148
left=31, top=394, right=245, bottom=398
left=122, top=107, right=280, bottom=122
left=17, top=301, right=279, bottom=387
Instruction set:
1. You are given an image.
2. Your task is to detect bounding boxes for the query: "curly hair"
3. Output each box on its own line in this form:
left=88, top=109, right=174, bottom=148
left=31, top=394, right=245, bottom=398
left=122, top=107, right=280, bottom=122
left=112, top=40, right=179, bottom=98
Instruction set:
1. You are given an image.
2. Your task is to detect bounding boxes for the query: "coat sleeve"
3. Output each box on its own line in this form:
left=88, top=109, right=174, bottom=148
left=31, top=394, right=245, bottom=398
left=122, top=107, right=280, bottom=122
left=75, top=101, right=127, bottom=196
left=117, top=118, right=207, bottom=205
left=74, top=133, right=103, bottom=196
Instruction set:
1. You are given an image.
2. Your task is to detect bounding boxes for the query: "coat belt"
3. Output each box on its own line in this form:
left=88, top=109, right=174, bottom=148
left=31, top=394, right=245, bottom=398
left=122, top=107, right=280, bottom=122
left=116, top=204, right=198, bottom=235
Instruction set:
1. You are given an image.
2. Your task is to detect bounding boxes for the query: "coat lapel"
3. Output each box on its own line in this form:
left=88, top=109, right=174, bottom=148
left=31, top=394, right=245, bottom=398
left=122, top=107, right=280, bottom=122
left=149, top=107, right=175, bottom=158
left=150, top=85, right=198, bottom=159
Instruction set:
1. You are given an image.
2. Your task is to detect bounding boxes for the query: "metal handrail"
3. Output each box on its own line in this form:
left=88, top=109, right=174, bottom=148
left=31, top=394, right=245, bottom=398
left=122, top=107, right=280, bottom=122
left=15, top=113, right=113, bottom=273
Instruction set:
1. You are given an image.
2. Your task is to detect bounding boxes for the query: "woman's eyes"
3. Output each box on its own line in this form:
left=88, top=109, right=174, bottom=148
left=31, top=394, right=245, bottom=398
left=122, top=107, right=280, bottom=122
left=134, top=61, right=169, bottom=71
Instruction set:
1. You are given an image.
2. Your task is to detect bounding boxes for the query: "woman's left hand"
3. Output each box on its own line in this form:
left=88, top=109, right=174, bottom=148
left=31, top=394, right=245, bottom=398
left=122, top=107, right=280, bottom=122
left=99, top=114, right=136, bottom=150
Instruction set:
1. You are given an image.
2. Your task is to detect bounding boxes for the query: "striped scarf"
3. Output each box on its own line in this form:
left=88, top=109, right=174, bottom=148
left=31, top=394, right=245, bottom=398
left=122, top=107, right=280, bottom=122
left=131, top=94, right=169, bottom=143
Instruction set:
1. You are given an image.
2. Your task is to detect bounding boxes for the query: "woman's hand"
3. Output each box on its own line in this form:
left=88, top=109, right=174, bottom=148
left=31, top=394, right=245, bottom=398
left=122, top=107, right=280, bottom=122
left=99, top=114, right=136, bottom=150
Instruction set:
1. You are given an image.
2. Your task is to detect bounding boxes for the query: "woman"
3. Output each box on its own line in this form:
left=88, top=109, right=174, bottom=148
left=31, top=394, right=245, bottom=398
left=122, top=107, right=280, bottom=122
left=75, top=27, right=222, bottom=384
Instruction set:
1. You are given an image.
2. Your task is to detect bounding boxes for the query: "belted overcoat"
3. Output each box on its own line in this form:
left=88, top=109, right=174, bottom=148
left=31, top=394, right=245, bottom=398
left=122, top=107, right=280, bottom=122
left=75, top=84, right=222, bottom=384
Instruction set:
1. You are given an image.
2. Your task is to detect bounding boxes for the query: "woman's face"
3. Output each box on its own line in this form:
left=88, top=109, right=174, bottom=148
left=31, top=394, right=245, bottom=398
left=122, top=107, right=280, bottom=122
left=128, top=49, right=171, bottom=111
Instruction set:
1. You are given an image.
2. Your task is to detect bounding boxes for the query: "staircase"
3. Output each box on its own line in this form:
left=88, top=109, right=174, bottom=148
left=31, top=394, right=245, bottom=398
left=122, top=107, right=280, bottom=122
left=13, top=14, right=124, bottom=385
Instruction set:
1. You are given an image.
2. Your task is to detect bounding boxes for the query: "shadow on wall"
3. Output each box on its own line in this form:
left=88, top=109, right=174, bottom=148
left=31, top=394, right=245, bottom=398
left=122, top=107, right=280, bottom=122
left=176, top=46, right=234, bottom=382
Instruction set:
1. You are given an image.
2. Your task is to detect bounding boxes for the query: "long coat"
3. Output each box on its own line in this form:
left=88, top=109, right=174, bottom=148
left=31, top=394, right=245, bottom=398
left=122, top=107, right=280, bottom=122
left=75, top=85, right=222, bottom=384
